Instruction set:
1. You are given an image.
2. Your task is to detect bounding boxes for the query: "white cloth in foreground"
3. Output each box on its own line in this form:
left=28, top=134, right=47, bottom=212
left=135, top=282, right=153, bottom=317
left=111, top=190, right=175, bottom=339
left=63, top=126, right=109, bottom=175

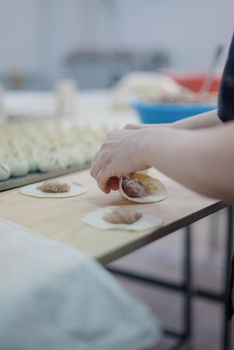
left=0, top=219, right=160, bottom=350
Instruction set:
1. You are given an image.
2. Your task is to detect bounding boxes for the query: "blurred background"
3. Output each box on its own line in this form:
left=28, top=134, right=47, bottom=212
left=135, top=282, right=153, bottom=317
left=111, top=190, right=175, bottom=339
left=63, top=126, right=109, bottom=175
left=0, top=0, right=232, bottom=90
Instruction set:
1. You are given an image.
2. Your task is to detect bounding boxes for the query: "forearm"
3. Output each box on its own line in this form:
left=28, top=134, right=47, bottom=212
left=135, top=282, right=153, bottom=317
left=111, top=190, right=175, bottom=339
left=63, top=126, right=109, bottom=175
left=127, top=109, right=221, bottom=131
left=142, top=123, right=234, bottom=202
left=172, top=109, right=221, bottom=129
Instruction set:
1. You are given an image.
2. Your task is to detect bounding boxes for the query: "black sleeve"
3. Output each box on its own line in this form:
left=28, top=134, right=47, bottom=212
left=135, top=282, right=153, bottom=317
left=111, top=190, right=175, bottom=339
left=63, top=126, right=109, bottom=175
left=218, top=33, right=234, bottom=122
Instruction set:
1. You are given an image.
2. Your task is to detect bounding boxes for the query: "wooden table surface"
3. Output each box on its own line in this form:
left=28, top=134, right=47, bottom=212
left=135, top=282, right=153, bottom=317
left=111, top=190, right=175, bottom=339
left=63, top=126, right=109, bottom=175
left=0, top=169, right=226, bottom=264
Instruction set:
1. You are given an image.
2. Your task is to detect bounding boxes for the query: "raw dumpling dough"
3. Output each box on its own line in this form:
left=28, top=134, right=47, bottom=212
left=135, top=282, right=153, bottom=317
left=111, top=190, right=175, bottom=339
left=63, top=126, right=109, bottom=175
left=82, top=207, right=163, bottom=231
left=0, top=162, right=11, bottom=181
left=38, top=149, right=69, bottom=173
left=119, top=173, right=167, bottom=203
left=8, top=155, right=29, bottom=177
left=65, top=147, right=87, bottom=168
left=20, top=181, right=87, bottom=198
left=25, top=150, right=39, bottom=172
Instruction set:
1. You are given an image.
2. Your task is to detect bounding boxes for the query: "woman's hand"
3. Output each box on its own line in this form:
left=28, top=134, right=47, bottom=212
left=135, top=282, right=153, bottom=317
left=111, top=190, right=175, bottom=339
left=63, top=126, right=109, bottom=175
left=90, top=129, right=150, bottom=193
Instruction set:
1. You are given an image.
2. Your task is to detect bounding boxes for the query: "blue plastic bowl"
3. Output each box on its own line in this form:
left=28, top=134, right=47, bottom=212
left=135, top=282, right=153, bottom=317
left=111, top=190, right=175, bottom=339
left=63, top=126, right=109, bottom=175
left=131, top=100, right=216, bottom=124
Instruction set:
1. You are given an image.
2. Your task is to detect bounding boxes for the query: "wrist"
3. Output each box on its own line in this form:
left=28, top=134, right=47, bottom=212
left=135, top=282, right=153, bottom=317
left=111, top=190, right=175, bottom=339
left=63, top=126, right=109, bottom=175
left=171, top=121, right=181, bottom=129
left=138, top=128, right=158, bottom=168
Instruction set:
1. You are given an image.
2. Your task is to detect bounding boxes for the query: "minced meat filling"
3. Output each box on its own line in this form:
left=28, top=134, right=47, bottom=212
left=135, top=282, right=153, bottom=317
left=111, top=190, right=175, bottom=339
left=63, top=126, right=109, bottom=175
left=122, top=176, right=148, bottom=198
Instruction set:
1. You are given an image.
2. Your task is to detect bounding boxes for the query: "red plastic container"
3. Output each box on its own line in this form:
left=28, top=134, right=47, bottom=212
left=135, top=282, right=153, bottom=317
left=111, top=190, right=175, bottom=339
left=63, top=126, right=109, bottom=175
left=168, top=73, right=221, bottom=93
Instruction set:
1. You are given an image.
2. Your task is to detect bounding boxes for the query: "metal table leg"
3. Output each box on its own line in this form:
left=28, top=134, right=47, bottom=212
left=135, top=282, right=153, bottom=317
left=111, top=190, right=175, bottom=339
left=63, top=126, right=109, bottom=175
left=183, top=225, right=193, bottom=350
left=108, top=225, right=194, bottom=350
left=222, top=206, right=233, bottom=350
left=108, top=208, right=233, bottom=350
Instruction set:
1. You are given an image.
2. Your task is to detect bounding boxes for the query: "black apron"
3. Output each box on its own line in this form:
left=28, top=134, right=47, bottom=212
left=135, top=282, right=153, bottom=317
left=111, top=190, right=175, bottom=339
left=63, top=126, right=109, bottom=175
left=228, top=256, right=234, bottom=320
left=218, top=33, right=234, bottom=122
left=218, top=33, right=234, bottom=320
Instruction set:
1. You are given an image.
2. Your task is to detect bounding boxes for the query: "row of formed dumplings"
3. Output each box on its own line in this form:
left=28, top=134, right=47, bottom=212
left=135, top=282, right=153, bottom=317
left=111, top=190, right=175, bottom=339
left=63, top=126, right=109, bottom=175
left=0, top=120, right=110, bottom=181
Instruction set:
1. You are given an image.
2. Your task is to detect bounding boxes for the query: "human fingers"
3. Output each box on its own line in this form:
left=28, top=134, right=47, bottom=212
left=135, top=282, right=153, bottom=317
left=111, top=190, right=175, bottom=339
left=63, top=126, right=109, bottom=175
left=90, top=154, right=102, bottom=179
left=90, top=158, right=97, bottom=178
left=95, top=169, right=111, bottom=193
left=90, top=143, right=109, bottom=178
left=91, top=142, right=105, bottom=167
left=107, top=176, right=119, bottom=191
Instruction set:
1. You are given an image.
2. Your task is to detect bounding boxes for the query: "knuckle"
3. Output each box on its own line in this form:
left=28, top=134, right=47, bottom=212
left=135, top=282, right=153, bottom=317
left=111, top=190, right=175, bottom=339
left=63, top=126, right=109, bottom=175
left=90, top=166, right=95, bottom=177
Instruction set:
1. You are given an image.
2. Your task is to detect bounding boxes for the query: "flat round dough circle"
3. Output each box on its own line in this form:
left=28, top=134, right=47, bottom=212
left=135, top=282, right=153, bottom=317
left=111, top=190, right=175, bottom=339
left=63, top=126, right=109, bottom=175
left=119, top=176, right=167, bottom=203
left=82, top=207, right=163, bottom=231
left=20, top=182, right=87, bottom=198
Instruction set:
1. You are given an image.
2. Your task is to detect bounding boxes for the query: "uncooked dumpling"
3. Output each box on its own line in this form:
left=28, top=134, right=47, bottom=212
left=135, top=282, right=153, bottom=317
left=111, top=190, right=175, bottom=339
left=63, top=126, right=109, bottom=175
left=0, top=120, right=114, bottom=178
left=119, top=173, right=167, bottom=203
left=37, top=180, right=70, bottom=193
left=82, top=206, right=163, bottom=231
left=8, top=154, right=29, bottom=177
left=0, top=161, right=11, bottom=181
left=64, top=147, right=87, bottom=168
left=38, top=148, right=69, bottom=173
left=103, top=208, right=143, bottom=224
left=20, top=181, right=87, bottom=198
left=26, top=150, right=39, bottom=172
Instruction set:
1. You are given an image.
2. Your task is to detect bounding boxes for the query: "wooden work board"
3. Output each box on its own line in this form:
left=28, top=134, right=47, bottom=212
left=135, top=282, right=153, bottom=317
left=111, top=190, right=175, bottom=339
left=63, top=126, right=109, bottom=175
left=0, top=164, right=89, bottom=192
left=0, top=169, right=225, bottom=264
